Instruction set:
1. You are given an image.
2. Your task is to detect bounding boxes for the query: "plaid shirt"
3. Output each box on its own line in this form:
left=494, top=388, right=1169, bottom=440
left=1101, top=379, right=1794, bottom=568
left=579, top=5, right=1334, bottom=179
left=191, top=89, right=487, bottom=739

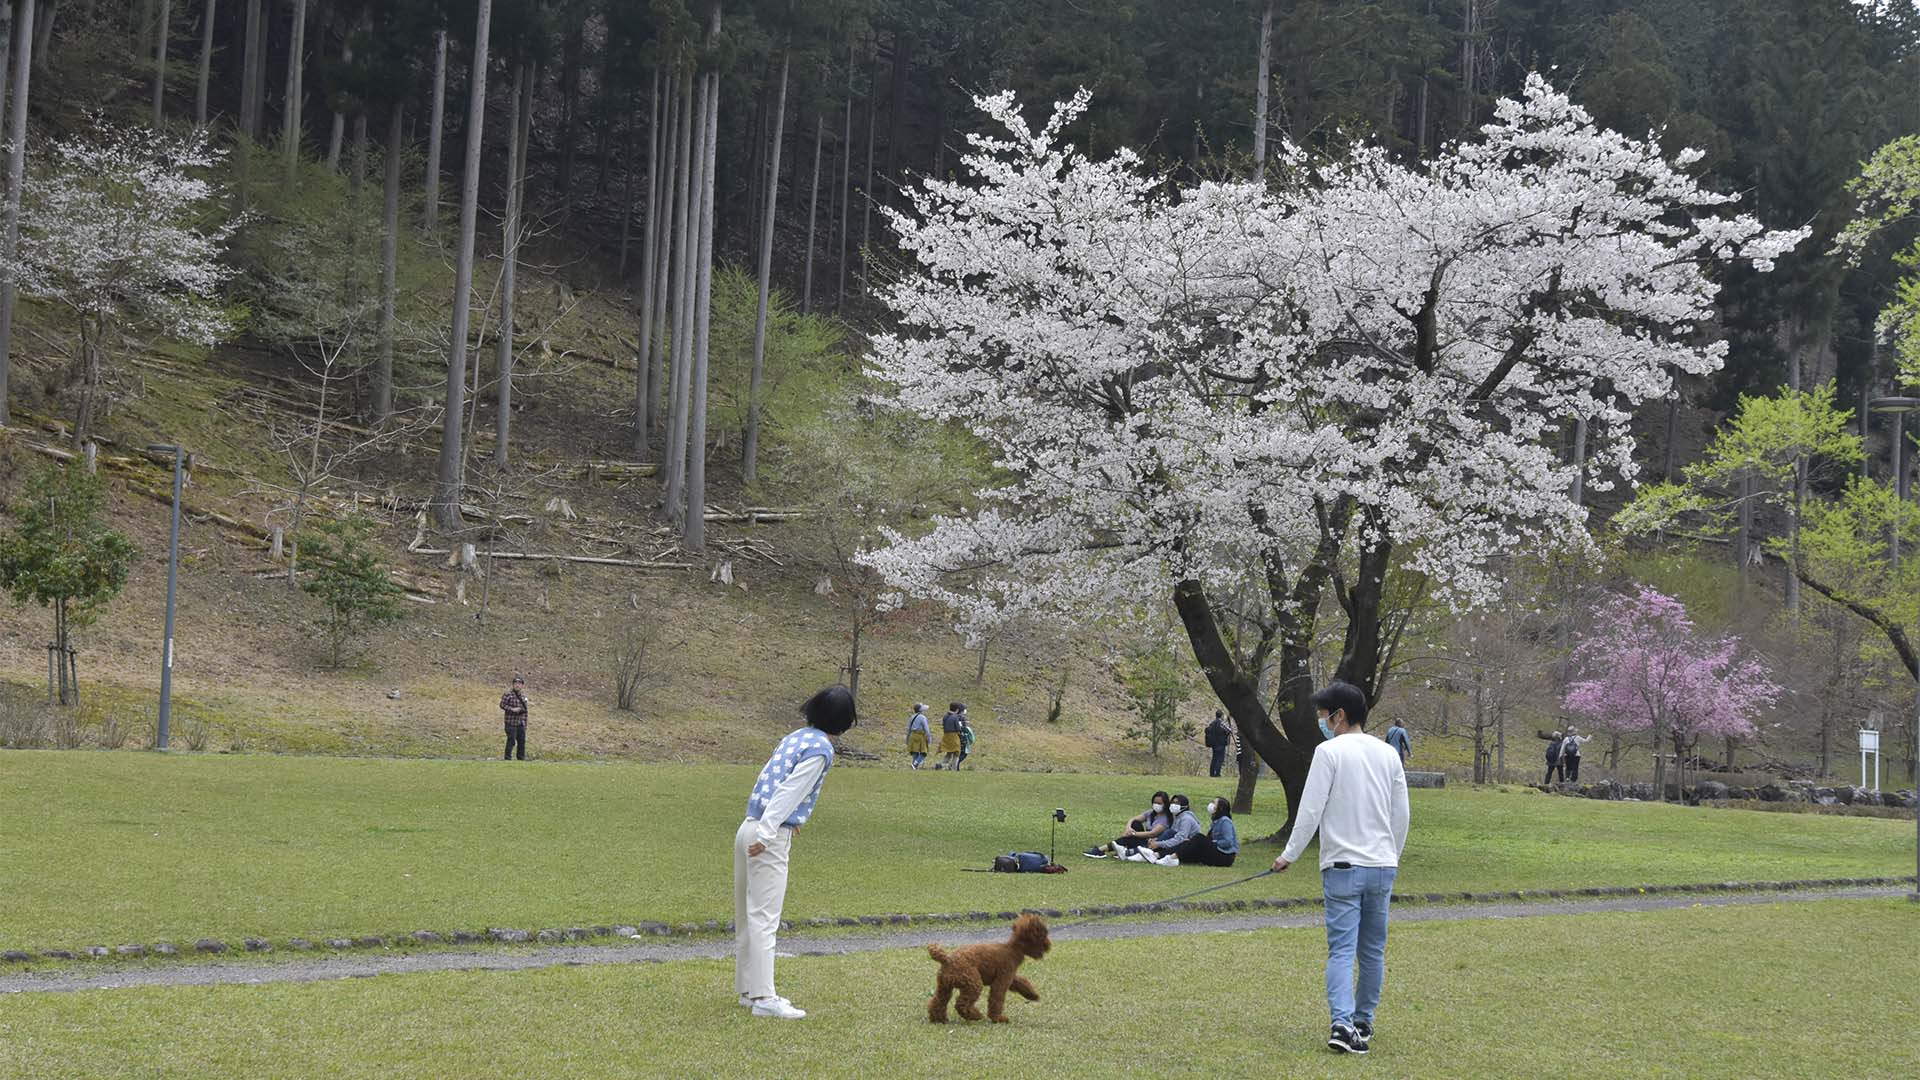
left=501, top=690, right=529, bottom=724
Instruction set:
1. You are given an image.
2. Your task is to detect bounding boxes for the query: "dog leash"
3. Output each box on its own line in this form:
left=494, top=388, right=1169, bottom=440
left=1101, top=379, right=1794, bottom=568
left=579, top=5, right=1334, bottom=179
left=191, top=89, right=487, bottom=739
left=1050, top=868, right=1278, bottom=931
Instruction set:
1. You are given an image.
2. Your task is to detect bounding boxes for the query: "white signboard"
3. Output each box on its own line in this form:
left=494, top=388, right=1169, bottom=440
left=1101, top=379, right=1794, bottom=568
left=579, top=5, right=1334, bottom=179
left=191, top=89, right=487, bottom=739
left=1860, top=729, right=1880, bottom=752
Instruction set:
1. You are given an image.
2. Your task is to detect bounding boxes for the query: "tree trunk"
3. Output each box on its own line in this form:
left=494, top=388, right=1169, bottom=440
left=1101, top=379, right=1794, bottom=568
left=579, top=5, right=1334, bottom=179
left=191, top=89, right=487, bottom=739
left=237, top=0, right=257, bottom=135
left=433, top=0, right=491, bottom=530
left=836, top=55, right=852, bottom=309
left=801, top=112, right=821, bottom=313
left=31, top=0, right=52, bottom=73
left=1459, top=0, right=1478, bottom=130
left=1172, top=577, right=1317, bottom=839
left=743, top=50, right=788, bottom=487
left=1252, top=1, right=1272, bottom=173
left=884, top=29, right=908, bottom=200
left=281, top=0, right=308, bottom=188
left=249, top=0, right=267, bottom=139
left=686, top=8, right=722, bottom=552
left=423, top=28, right=446, bottom=230
left=327, top=30, right=352, bottom=171
left=376, top=100, right=401, bottom=422
left=0, top=0, right=35, bottom=431
left=151, top=0, right=171, bottom=126
left=859, top=49, right=875, bottom=294
left=632, top=69, right=660, bottom=454
left=618, top=96, right=637, bottom=276
left=661, top=68, right=697, bottom=517
left=494, top=62, right=527, bottom=469
left=194, top=0, right=215, bottom=126
left=556, top=20, right=582, bottom=199
left=0, top=9, right=14, bottom=149
left=74, top=318, right=104, bottom=448
left=646, top=69, right=681, bottom=445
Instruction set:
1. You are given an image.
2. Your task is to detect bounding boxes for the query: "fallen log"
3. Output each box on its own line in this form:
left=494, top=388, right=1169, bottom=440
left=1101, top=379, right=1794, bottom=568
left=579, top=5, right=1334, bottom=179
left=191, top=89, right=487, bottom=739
left=410, top=548, right=693, bottom=571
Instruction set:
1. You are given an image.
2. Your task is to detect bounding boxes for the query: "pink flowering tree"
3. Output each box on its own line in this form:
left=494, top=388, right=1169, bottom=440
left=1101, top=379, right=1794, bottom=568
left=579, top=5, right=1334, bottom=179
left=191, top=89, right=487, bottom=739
left=1563, top=588, right=1781, bottom=797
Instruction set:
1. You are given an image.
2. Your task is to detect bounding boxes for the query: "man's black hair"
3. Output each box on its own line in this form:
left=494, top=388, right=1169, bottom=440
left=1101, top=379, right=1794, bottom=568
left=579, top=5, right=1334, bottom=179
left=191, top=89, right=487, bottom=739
left=1310, top=681, right=1369, bottom=729
left=803, top=685, right=858, bottom=736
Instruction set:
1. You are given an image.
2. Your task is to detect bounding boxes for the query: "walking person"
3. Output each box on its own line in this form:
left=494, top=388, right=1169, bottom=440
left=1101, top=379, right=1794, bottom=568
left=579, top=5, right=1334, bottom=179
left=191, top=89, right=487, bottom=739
left=1385, top=718, right=1412, bottom=764
left=1205, top=709, right=1233, bottom=777
left=1543, top=730, right=1565, bottom=785
left=500, top=676, right=530, bottom=761
left=906, top=703, right=931, bottom=770
left=1560, top=726, right=1590, bottom=783
left=937, top=702, right=964, bottom=770
left=957, top=712, right=976, bottom=770
left=735, top=685, right=858, bottom=1020
left=1273, top=681, right=1410, bottom=1056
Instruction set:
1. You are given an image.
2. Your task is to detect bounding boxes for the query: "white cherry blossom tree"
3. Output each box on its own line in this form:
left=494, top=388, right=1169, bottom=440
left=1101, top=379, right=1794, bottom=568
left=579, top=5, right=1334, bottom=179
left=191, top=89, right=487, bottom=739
left=859, top=76, right=1805, bottom=831
left=2, top=122, right=235, bottom=446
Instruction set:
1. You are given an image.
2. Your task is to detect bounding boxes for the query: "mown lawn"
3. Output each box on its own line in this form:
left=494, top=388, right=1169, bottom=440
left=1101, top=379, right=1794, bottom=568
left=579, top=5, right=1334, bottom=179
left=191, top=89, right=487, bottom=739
left=0, top=750, right=1911, bottom=950
left=1, top=900, right=1913, bottom=1078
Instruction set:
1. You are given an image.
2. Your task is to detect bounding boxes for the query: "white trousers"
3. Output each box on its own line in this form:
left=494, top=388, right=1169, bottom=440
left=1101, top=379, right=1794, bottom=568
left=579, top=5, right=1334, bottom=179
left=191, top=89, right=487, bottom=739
left=733, top=818, right=792, bottom=999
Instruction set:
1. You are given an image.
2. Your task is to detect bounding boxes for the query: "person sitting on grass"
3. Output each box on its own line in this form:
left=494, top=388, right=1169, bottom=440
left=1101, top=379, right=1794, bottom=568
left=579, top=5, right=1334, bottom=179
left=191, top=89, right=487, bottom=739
left=1120, top=794, right=1198, bottom=863
left=1139, top=797, right=1238, bottom=867
left=1084, top=791, right=1171, bottom=858
left=735, top=685, right=858, bottom=1021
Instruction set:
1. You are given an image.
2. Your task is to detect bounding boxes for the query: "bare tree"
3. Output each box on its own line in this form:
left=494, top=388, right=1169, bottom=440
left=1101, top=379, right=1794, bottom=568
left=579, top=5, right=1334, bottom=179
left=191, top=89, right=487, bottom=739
left=610, top=618, right=679, bottom=711
left=685, top=3, right=722, bottom=551
left=1252, top=1, right=1273, bottom=173
left=433, top=0, right=492, bottom=530
left=661, top=68, right=697, bottom=516
left=422, top=27, right=446, bottom=230
left=800, top=109, right=821, bottom=313
left=375, top=100, right=402, bottom=421
left=0, top=0, right=30, bottom=430
left=282, top=0, right=309, bottom=188
left=151, top=0, right=171, bottom=126
left=631, top=68, right=661, bottom=454
left=743, top=49, right=789, bottom=486
left=194, top=0, right=215, bottom=126
left=494, top=61, right=529, bottom=468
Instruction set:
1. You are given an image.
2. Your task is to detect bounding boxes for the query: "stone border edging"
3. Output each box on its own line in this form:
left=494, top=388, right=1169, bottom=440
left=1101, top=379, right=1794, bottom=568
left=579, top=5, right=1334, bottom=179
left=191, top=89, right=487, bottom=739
left=2, top=874, right=1913, bottom=968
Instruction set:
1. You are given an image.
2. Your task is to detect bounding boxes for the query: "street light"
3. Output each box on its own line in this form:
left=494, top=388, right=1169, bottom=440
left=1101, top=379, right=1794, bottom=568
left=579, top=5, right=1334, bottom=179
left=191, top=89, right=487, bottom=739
left=1866, top=396, right=1920, bottom=902
left=146, top=444, right=184, bottom=750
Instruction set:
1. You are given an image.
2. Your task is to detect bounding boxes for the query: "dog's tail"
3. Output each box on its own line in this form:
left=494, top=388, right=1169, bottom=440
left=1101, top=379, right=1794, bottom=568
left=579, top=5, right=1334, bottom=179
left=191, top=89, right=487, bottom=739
left=927, top=944, right=950, bottom=965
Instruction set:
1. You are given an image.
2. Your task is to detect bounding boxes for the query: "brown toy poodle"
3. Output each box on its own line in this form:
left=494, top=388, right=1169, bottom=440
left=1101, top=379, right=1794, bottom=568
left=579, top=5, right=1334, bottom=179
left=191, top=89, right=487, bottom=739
left=926, top=913, right=1052, bottom=1023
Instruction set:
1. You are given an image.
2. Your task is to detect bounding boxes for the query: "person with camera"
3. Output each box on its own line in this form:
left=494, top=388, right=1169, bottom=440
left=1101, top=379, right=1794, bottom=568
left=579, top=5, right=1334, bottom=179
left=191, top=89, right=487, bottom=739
left=499, top=676, right=530, bottom=761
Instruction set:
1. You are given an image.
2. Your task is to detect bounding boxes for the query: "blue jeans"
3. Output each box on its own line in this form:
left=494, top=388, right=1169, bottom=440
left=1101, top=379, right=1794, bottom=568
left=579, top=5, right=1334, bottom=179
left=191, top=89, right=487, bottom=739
left=1323, top=864, right=1396, bottom=1028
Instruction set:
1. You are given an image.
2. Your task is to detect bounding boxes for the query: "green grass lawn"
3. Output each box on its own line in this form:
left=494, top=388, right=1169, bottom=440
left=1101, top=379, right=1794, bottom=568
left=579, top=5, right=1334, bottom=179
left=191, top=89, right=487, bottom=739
left=1, top=900, right=1913, bottom=1078
left=1, top=751, right=1911, bottom=951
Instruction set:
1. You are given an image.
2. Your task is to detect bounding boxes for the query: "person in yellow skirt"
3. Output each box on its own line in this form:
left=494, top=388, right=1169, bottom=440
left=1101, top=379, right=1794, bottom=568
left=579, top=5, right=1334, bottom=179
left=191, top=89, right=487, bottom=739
left=906, top=703, right=931, bottom=769
left=937, top=702, right=964, bottom=769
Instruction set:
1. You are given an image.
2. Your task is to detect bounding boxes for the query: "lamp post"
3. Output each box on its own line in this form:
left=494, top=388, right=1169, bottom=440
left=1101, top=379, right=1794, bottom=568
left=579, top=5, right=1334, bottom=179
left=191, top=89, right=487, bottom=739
left=1867, top=396, right=1920, bottom=901
left=147, top=444, right=183, bottom=749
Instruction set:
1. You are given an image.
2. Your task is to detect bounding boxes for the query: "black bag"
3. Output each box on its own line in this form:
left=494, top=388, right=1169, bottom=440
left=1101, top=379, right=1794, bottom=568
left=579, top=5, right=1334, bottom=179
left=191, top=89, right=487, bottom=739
left=991, top=851, right=1049, bottom=873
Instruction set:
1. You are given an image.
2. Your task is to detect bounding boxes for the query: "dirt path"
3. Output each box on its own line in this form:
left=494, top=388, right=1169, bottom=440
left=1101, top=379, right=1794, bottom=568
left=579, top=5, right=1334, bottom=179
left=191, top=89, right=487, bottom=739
left=0, top=887, right=1901, bottom=996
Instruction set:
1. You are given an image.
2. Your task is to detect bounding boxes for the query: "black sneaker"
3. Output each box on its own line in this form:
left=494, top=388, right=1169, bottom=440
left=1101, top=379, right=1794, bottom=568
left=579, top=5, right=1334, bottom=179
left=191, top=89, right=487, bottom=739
left=1328, top=1023, right=1368, bottom=1055
left=1354, top=1019, right=1373, bottom=1045
left=1082, top=846, right=1108, bottom=859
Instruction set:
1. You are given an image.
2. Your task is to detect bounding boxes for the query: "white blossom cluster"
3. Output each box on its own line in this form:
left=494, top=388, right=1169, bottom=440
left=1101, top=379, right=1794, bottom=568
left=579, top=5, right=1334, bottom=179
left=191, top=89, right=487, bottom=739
left=859, top=77, right=1805, bottom=638
left=3, top=122, right=236, bottom=344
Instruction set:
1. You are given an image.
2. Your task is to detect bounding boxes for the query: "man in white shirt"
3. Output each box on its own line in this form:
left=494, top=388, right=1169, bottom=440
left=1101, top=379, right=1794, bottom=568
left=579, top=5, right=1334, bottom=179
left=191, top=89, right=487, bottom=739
left=1273, top=681, right=1411, bottom=1056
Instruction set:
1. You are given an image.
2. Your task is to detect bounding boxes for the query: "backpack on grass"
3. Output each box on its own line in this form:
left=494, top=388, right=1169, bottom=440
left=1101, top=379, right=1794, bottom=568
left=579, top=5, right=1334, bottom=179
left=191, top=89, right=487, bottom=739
left=992, top=851, right=1050, bottom=873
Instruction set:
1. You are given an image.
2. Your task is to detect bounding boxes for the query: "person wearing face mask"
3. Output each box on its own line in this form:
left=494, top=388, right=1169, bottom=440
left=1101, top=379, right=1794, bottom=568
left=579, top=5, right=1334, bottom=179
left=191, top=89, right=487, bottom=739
left=1138, top=796, right=1238, bottom=867
left=1083, top=791, right=1172, bottom=858
left=1124, top=794, right=1199, bottom=862
left=1272, top=681, right=1411, bottom=1056
left=735, top=685, right=858, bottom=1020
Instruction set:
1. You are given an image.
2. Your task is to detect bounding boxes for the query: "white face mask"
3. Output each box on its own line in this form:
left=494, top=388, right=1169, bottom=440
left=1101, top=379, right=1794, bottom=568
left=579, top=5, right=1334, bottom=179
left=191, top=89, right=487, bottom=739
left=1172, top=803, right=1188, bottom=816
left=1150, top=805, right=1165, bottom=815
left=1209, top=802, right=1220, bottom=816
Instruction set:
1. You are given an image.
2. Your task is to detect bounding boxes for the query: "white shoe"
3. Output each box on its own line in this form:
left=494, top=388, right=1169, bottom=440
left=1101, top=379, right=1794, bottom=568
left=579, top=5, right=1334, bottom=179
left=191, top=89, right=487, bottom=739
left=1124, top=849, right=1146, bottom=862
left=1158, top=856, right=1179, bottom=867
left=750, top=997, right=806, bottom=1019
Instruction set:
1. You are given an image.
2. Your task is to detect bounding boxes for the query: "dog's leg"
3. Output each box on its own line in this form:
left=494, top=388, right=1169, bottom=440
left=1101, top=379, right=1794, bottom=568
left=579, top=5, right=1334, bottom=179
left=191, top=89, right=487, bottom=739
left=1010, top=975, right=1040, bottom=1002
left=954, top=973, right=985, bottom=1022
left=928, top=978, right=954, bottom=1023
left=987, top=979, right=1011, bottom=1023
